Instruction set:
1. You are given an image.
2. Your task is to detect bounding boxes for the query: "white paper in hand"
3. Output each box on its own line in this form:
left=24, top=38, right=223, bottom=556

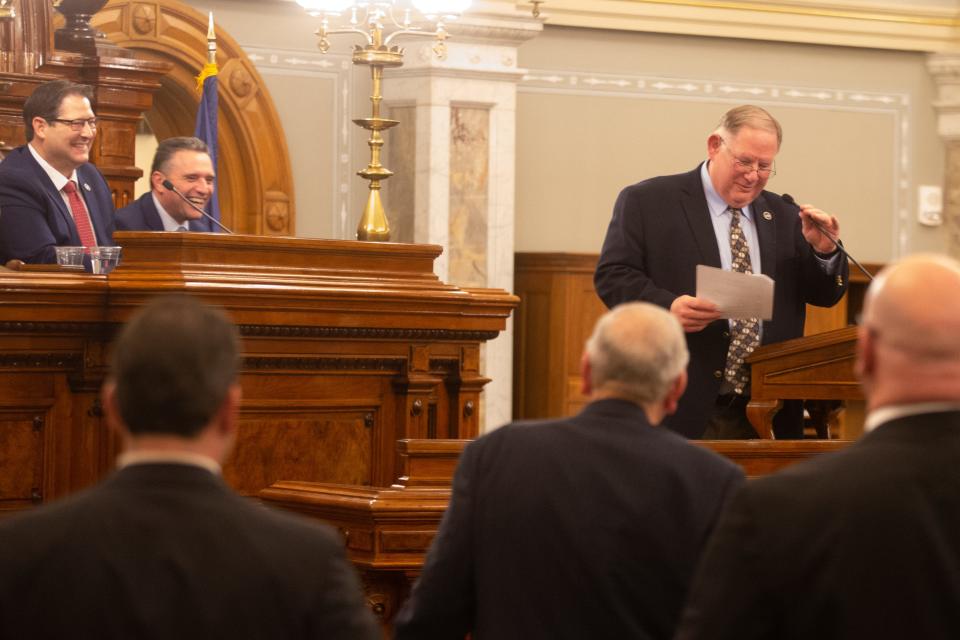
left=695, top=264, right=774, bottom=320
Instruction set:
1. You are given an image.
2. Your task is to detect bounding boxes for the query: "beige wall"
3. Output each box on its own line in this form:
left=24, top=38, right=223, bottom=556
left=515, top=25, right=946, bottom=262
left=185, top=1, right=947, bottom=263
left=184, top=0, right=371, bottom=240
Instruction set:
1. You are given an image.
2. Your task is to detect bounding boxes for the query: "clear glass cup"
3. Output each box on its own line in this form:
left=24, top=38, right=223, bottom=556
left=54, top=246, right=85, bottom=268
left=89, top=246, right=121, bottom=274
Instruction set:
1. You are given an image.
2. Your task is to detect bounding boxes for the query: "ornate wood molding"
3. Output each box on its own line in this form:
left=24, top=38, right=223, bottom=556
left=93, top=0, right=296, bottom=235
left=239, top=325, right=501, bottom=341
left=0, top=353, right=82, bottom=368
left=244, top=356, right=406, bottom=372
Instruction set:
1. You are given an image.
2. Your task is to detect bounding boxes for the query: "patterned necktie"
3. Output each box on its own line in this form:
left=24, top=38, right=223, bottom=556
left=62, top=180, right=98, bottom=251
left=725, top=207, right=761, bottom=395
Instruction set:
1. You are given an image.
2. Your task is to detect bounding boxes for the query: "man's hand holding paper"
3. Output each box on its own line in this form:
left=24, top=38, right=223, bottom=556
left=695, top=264, right=774, bottom=321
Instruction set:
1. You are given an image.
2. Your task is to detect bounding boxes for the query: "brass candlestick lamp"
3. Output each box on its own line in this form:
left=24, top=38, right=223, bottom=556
left=0, top=0, right=14, bottom=20
left=297, top=0, right=471, bottom=242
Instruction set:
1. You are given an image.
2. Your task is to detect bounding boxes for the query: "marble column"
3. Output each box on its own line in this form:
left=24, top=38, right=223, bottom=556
left=383, top=5, right=542, bottom=432
left=927, top=53, right=960, bottom=257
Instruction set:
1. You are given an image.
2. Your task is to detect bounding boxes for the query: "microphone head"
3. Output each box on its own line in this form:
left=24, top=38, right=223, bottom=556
left=162, top=179, right=175, bottom=191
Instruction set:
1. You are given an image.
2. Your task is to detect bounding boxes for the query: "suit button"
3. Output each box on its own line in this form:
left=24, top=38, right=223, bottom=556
left=714, top=370, right=723, bottom=379
left=723, top=331, right=730, bottom=339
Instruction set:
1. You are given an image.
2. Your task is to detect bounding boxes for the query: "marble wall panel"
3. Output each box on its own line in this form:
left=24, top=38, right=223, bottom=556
left=449, top=106, right=491, bottom=288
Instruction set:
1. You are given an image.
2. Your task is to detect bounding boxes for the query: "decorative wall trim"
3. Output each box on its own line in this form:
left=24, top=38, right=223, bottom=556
left=244, top=46, right=356, bottom=239
left=520, top=67, right=912, bottom=257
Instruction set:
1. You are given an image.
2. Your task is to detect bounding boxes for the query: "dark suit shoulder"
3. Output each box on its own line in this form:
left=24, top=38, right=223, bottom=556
left=616, top=166, right=701, bottom=201
left=115, top=192, right=156, bottom=231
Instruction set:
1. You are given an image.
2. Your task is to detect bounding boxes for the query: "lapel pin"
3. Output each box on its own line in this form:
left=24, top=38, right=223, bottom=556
left=762, top=210, right=773, bottom=221
left=83, top=183, right=92, bottom=192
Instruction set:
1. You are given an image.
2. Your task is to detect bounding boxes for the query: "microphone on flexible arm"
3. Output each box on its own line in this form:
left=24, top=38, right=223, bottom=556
left=782, top=193, right=872, bottom=281
left=161, top=179, right=234, bottom=234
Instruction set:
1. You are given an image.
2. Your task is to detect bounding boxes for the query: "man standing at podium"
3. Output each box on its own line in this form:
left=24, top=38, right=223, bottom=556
left=0, top=79, right=115, bottom=264
left=595, top=105, right=849, bottom=439
left=116, top=136, right=216, bottom=233
left=395, top=302, right=744, bottom=639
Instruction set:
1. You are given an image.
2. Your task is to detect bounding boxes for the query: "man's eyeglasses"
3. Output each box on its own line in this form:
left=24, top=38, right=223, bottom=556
left=719, top=137, right=776, bottom=178
left=48, top=118, right=98, bottom=132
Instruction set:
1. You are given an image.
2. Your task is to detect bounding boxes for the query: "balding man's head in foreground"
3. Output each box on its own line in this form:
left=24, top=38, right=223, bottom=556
left=857, top=254, right=960, bottom=411
left=582, top=301, right=689, bottom=425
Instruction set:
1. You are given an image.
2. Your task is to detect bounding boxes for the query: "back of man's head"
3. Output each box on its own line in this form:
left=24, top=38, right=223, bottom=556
left=110, top=295, right=240, bottom=437
left=858, top=254, right=960, bottom=407
left=23, top=80, right=93, bottom=143
left=584, top=301, right=689, bottom=408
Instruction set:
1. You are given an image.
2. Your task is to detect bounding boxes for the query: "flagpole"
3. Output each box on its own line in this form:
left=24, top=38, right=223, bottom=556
left=194, top=11, right=221, bottom=230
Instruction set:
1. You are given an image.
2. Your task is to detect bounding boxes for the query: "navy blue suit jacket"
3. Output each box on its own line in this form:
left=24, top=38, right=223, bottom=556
left=115, top=192, right=212, bottom=232
left=0, top=463, right=380, bottom=639
left=595, top=165, right=849, bottom=439
left=115, top=192, right=164, bottom=231
left=0, top=145, right=115, bottom=264
left=394, top=399, right=745, bottom=640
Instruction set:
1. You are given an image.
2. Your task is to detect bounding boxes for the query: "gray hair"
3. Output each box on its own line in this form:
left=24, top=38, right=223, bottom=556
left=715, top=105, right=782, bottom=148
left=585, top=302, right=689, bottom=405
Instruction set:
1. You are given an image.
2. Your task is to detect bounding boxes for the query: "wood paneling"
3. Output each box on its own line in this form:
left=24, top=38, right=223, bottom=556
left=513, top=253, right=607, bottom=420
left=514, top=252, right=880, bottom=423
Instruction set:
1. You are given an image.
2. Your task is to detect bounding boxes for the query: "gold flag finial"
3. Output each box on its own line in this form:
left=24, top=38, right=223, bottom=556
left=206, top=11, right=217, bottom=65
left=196, top=12, right=219, bottom=92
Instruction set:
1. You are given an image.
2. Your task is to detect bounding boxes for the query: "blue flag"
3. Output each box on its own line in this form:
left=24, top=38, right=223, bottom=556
left=194, top=64, right=220, bottom=231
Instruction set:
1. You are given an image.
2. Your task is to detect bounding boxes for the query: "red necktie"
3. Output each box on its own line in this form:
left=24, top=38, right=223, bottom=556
left=62, top=180, right=98, bottom=251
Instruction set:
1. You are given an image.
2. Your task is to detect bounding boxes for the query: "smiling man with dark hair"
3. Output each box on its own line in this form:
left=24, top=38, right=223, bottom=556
left=0, top=79, right=115, bottom=264
left=116, top=136, right=216, bottom=232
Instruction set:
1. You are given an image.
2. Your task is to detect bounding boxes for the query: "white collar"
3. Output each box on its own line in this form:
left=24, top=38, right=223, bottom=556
left=116, top=449, right=222, bottom=474
left=28, top=142, right=78, bottom=191
left=700, top=160, right=753, bottom=222
left=864, top=402, right=960, bottom=432
left=151, top=192, right=189, bottom=231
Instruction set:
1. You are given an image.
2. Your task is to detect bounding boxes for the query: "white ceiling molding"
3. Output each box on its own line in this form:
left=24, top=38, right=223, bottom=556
left=495, top=0, right=960, bottom=52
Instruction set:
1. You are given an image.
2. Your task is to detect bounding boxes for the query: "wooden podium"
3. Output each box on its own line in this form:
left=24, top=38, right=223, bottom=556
left=0, top=232, right=516, bottom=515
left=746, top=326, right=861, bottom=438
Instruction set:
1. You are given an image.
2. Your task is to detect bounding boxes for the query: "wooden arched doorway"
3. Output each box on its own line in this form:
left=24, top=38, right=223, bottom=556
left=93, top=0, right=295, bottom=235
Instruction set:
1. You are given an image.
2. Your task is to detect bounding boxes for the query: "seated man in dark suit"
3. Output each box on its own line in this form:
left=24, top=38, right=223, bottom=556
left=116, top=136, right=216, bottom=232
left=0, top=295, right=380, bottom=640
left=676, top=254, right=960, bottom=640
left=0, top=79, right=115, bottom=264
left=394, top=302, right=745, bottom=640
